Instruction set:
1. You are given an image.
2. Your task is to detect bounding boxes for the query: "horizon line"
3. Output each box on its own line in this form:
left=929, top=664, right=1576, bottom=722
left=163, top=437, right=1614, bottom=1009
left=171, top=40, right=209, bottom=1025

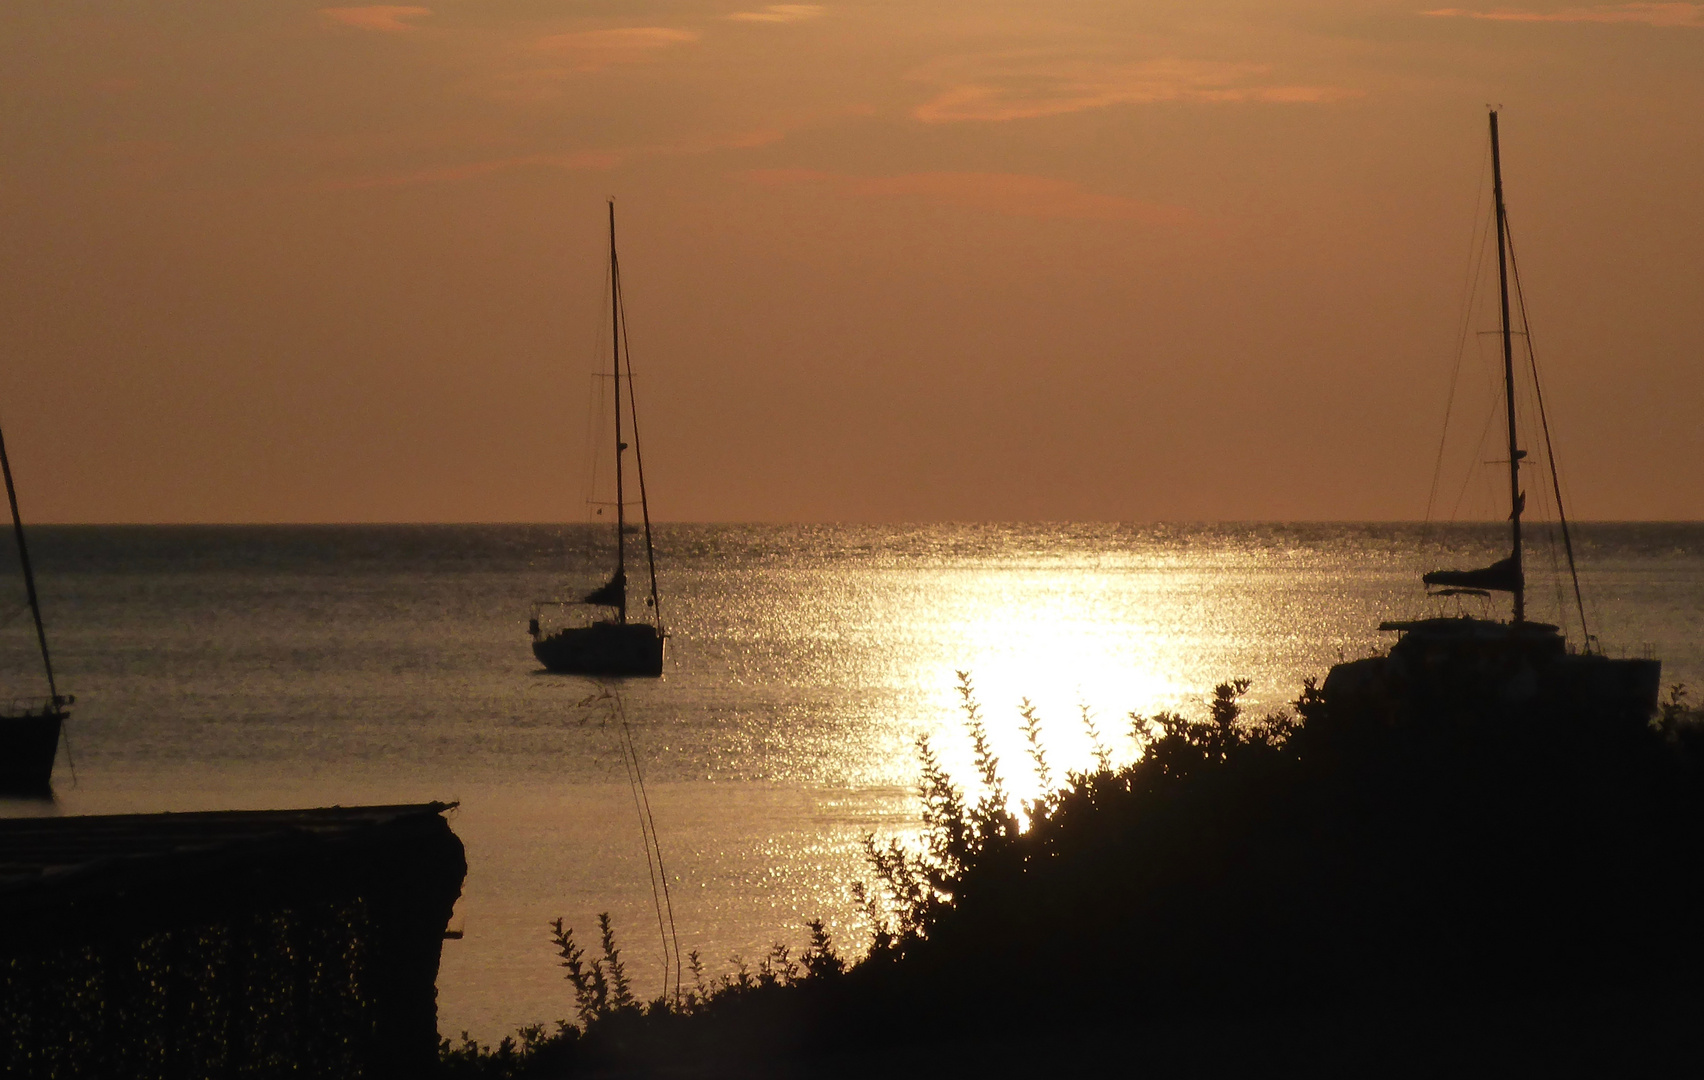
left=15, top=519, right=1704, bottom=528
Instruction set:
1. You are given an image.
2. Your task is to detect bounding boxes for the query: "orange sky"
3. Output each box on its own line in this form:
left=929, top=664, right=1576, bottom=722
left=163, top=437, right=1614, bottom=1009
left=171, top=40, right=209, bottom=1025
left=1, top=1, right=1699, bottom=522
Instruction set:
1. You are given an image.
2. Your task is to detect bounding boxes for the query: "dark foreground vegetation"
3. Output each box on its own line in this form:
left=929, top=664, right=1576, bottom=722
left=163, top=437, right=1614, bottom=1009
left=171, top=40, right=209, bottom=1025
left=444, top=678, right=1704, bottom=1076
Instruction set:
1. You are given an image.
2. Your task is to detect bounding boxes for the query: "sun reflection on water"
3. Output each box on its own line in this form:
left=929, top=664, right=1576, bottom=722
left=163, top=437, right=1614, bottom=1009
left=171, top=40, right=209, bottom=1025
left=683, top=528, right=1415, bottom=800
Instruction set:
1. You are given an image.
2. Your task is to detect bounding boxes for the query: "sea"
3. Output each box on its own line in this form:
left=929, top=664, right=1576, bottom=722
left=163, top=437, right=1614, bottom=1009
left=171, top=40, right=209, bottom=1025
left=2, top=522, right=1700, bottom=1041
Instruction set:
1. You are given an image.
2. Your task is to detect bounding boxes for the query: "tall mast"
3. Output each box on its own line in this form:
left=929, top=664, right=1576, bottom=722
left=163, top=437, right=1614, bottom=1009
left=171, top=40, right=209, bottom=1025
left=1489, top=110, right=1525, bottom=624
left=610, top=200, right=627, bottom=625
left=0, top=421, right=59, bottom=705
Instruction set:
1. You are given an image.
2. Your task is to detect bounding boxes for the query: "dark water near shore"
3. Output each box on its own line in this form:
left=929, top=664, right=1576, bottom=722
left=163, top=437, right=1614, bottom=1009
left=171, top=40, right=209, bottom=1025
left=1, top=523, right=1700, bottom=1039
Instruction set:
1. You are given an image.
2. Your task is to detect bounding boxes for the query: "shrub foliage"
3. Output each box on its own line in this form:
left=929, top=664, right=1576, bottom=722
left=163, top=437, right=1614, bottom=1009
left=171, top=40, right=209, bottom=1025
left=445, top=672, right=1704, bottom=1075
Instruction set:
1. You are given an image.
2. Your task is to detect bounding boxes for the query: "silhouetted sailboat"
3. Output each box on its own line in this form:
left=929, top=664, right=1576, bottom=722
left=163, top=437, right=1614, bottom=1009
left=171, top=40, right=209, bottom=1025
left=1325, top=111, right=1660, bottom=723
left=528, top=202, right=666, bottom=677
left=0, top=420, right=71, bottom=791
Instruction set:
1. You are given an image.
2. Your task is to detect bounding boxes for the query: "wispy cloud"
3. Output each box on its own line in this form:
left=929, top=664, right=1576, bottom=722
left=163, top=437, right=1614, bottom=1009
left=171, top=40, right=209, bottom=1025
left=727, top=5, right=826, bottom=22
left=911, top=55, right=1356, bottom=124
left=674, top=129, right=787, bottom=155
left=533, top=27, right=700, bottom=71
left=319, top=6, right=431, bottom=33
left=326, top=150, right=623, bottom=191
left=326, top=130, right=782, bottom=191
left=1422, top=3, right=1704, bottom=25
left=743, top=169, right=1191, bottom=226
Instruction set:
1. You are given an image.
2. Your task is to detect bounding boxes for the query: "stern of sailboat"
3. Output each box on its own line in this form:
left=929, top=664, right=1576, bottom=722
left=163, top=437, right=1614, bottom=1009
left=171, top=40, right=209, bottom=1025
left=0, top=698, right=68, bottom=792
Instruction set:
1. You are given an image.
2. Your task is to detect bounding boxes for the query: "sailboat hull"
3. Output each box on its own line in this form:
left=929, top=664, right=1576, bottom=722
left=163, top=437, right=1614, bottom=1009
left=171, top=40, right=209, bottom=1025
left=533, top=622, right=664, bottom=677
left=0, top=707, right=64, bottom=793
left=1323, top=618, right=1660, bottom=726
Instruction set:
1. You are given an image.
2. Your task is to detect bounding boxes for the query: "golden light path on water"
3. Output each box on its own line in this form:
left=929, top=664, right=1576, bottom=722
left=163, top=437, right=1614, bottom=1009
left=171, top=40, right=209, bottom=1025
left=903, top=565, right=1193, bottom=803
left=769, top=541, right=1396, bottom=798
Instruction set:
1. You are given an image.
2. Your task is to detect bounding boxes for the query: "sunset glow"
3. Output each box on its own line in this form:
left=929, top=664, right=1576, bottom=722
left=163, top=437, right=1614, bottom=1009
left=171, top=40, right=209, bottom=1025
left=1, top=1, right=1699, bottom=523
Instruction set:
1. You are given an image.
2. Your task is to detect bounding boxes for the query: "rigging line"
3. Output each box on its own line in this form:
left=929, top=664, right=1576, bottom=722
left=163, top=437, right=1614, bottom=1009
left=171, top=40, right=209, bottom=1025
left=0, top=418, right=58, bottom=705
left=606, top=685, right=673, bottom=1001
left=615, top=716, right=667, bottom=1001
left=1517, top=376, right=1569, bottom=633
left=615, top=688, right=683, bottom=1003
left=1536, top=484, right=1569, bottom=636
left=1426, top=141, right=1496, bottom=532
left=1504, top=214, right=1590, bottom=644
left=622, top=722, right=674, bottom=1005
left=614, top=272, right=663, bottom=629
left=1551, top=437, right=1602, bottom=640
left=581, top=373, right=604, bottom=572
left=1448, top=295, right=1511, bottom=528
left=59, top=715, right=77, bottom=788
left=1448, top=380, right=1502, bottom=524
left=577, top=265, right=617, bottom=575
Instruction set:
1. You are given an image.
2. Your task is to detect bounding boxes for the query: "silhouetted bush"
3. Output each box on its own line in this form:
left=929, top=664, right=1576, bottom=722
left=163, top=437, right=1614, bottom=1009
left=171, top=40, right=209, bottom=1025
left=446, top=673, right=1704, bottom=1075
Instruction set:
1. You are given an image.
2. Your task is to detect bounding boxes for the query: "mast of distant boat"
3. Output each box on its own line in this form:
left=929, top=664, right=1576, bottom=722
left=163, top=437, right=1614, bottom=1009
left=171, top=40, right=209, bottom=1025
left=610, top=200, right=628, bottom=627
left=0, top=420, right=60, bottom=708
left=1490, top=109, right=1526, bottom=625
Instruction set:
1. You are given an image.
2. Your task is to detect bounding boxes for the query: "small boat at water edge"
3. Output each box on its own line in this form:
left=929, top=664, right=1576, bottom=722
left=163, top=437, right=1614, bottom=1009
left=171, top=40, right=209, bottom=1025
left=0, top=701, right=64, bottom=793
left=529, top=201, right=666, bottom=678
left=1325, top=111, right=1660, bottom=725
left=0, top=420, right=71, bottom=792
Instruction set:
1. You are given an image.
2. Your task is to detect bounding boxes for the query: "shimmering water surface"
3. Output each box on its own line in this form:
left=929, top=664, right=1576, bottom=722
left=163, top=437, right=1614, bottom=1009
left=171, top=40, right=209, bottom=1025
left=2, top=523, right=1700, bottom=1039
